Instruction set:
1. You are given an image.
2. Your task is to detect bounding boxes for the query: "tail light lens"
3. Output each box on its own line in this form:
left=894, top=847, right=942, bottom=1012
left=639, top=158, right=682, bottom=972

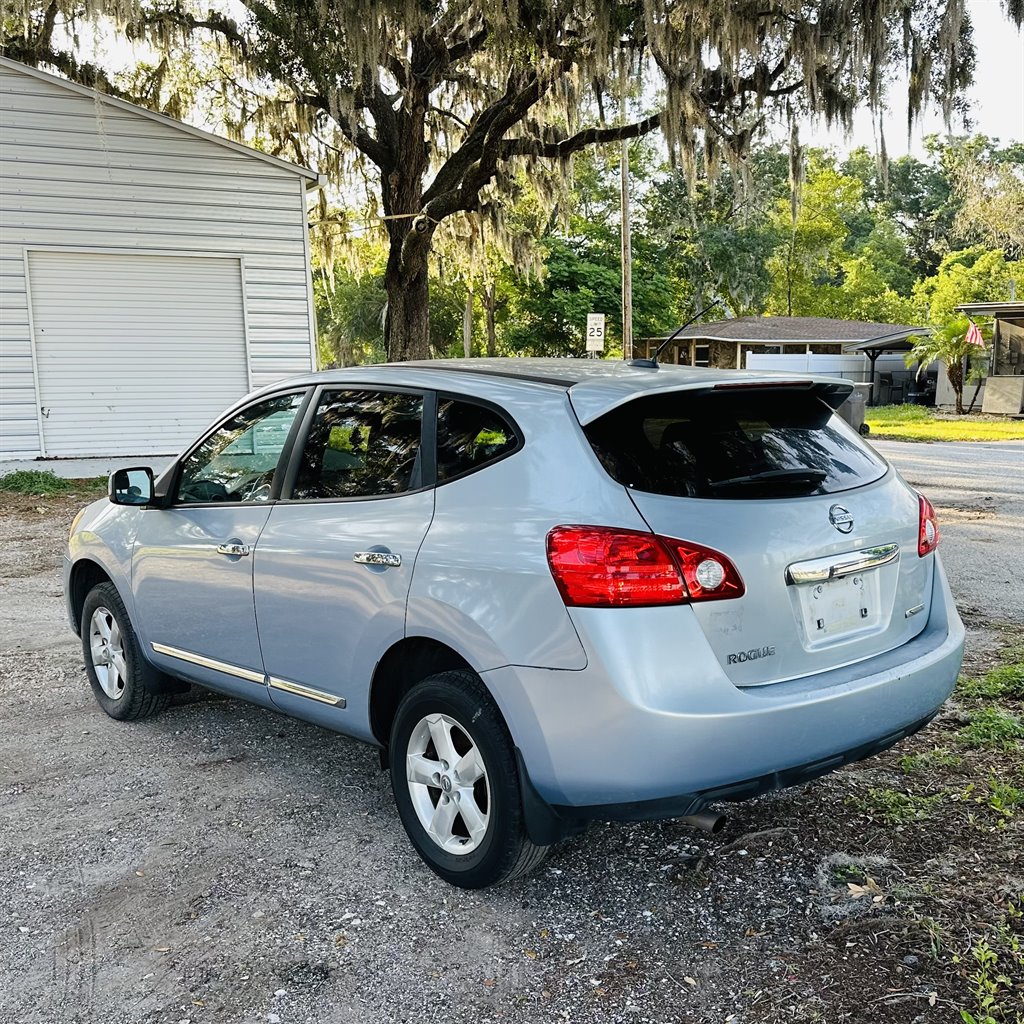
left=918, top=495, right=940, bottom=557
left=546, top=526, right=744, bottom=607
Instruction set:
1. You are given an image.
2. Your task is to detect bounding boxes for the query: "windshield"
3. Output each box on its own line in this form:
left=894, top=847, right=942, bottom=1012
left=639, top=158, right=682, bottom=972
left=583, top=389, right=886, bottom=499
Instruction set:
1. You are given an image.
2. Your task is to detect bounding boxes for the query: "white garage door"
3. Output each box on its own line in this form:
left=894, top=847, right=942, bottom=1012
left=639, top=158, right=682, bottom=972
left=28, top=251, right=251, bottom=456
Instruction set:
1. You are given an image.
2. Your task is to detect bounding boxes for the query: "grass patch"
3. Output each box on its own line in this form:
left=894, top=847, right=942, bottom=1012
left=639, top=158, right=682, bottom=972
left=982, top=776, right=1024, bottom=819
left=900, top=747, right=962, bottom=774
left=0, top=469, right=74, bottom=496
left=865, top=404, right=1024, bottom=442
left=959, top=708, right=1024, bottom=750
left=958, top=661, right=1024, bottom=701
left=850, top=786, right=943, bottom=823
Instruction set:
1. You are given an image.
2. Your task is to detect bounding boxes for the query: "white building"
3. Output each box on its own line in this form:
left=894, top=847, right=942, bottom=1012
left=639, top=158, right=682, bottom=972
left=0, top=56, right=322, bottom=459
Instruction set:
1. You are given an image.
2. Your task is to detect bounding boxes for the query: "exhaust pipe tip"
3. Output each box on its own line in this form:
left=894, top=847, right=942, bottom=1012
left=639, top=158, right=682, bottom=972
left=679, top=810, right=727, bottom=834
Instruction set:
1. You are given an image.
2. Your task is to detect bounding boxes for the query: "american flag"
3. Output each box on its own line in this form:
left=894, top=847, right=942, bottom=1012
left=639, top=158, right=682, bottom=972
left=965, top=322, right=985, bottom=348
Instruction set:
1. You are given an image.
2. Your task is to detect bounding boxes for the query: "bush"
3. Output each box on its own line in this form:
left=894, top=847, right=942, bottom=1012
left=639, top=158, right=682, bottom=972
left=0, top=470, right=74, bottom=496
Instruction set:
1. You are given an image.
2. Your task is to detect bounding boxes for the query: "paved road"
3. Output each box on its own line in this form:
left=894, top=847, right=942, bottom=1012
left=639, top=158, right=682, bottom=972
left=873, top=439, right=1024, bottom=626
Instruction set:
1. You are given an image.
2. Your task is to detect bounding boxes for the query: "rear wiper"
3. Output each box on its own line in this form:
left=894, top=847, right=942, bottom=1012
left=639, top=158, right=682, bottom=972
left=708, top=468, right=827, bottom=492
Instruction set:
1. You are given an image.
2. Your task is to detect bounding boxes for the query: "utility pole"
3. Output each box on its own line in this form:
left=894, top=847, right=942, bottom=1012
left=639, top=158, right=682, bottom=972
left=620, top=91, right=633, bottom=361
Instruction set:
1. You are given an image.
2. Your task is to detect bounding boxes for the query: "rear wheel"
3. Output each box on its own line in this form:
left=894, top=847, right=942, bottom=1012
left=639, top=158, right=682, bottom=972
left=389, top=671, right=548, bottom=888
left=81, top=582, right=170, bottom=721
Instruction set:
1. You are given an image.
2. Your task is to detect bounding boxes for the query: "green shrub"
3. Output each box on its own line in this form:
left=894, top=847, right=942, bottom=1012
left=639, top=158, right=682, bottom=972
left=0, top=469, right=73, bottom=496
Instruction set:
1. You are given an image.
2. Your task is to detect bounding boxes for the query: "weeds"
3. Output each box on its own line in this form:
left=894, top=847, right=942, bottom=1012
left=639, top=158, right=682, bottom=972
left=982, top=776, right=1024, bottom=820
left=959, top=662, right=1024, bottom=701
left=901, top=747, right=962, bottom=774
left=955, top=905, right=1024, bottom=1024
left=850, top=786, right=943, bottom=823
left=960, top=708, right=1024, bottom=750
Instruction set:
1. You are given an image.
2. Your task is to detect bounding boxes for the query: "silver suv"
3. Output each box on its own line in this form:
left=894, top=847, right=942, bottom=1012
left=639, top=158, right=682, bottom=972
left=65, top=359, right=964, bottom=888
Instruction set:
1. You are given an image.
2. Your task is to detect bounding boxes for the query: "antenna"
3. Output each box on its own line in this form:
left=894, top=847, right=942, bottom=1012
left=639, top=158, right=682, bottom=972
left=628, top=298, right=725, bottom=368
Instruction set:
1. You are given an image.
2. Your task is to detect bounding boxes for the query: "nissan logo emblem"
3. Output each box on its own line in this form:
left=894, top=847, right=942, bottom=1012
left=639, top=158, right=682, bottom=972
left=829, top=504, right=854, bottom=534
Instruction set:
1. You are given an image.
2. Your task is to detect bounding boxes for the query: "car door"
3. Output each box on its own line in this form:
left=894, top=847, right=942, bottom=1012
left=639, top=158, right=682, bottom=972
left=254, top=386, right=435, bottom=737
left=133, top=390, right=308, bottom=699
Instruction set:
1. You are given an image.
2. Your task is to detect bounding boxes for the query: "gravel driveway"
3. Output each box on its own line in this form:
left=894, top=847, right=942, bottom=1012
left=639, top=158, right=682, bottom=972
left=1, top=440, right=1020, bottom=1024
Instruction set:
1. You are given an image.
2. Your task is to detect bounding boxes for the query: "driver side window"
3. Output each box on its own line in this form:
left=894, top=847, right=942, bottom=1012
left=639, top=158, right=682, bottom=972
left=176, top=392, right=304, bottom=504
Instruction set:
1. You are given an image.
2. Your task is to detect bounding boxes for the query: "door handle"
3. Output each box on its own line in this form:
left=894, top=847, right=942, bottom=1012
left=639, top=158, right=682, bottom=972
left=353, top=551, right=401, bottom=568
left=217, top=542, right=251, bottom=557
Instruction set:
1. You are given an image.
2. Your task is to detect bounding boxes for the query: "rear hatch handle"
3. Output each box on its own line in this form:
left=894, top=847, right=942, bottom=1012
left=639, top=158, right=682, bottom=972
left=786, top=543, right=900, bottom=585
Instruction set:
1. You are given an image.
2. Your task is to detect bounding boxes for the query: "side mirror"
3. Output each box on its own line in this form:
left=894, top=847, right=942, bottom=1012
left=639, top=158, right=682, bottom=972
left=109, top=467, right=155, bottom=506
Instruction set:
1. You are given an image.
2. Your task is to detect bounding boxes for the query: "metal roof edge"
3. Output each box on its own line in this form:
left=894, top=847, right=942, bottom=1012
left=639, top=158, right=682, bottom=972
left=0, top=55, right=320, bottom=182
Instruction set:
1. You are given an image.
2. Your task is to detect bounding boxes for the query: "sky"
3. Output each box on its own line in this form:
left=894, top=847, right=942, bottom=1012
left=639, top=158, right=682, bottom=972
left=801, top=0, right=1024, bottom=156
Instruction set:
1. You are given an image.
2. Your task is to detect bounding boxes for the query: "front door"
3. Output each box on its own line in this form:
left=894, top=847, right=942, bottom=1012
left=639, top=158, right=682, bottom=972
left=254, top=388, right=434, bottom=737
left=133, top=390, right=306, bottom=697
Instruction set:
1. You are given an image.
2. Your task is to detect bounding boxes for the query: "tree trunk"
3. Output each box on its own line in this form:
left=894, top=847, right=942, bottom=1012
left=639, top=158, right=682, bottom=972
left=462, top=286, right=473, bottom=357
left=948, top=358, right=965, bottom=415
left=384, top=238, right=431, bottom=362
left=484, top=282, right=497, bottom=358
left=966, top=377, right=983, bottom=414
left=381, top=75, right=432, bottom=363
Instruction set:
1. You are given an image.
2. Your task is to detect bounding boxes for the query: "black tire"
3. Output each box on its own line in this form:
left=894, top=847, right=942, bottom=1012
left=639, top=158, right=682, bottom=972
left=81, top=582, right=170, bottom=721
left=389, top=670, right=549, bottom=888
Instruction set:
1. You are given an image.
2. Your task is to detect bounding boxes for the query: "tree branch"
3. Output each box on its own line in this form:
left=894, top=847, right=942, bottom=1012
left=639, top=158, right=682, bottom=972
left=496, top=113, right=663, bottom=160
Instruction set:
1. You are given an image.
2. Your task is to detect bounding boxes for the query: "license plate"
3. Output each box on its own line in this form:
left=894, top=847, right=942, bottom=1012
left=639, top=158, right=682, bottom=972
left=795, top=571, right=882, bottom=644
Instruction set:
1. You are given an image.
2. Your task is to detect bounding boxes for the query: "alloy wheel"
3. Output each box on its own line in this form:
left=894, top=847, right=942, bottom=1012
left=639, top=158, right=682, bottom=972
left=405, top=712, right=491, bottom=855
left=89, top=606, right=127, bottom=700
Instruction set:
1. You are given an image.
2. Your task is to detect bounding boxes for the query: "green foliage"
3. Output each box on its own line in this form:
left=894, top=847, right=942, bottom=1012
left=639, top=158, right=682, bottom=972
left=959, top=708, right=1024, bottom=751
left=956, top=907, right=1023, bottom=1024
left=315, top=268, right=387, bottom=368
left=0, top=470, right=73, bottom=496
left=900, top=748, right=962, bottom=774
left=958, top=661, right=1024, bottom=701
left=764, top=155, right=922, bottom=323
left=850, top=786, right=943, bottom=824
left=981, top=776, right=1024, bottom=820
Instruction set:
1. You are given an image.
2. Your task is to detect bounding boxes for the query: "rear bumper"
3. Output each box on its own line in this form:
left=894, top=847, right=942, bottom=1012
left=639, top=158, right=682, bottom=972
left=484, top=554, right=963, bottom=824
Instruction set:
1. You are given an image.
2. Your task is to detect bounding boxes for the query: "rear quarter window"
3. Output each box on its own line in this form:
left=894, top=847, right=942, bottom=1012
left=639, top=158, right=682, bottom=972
left=584, top=390, right=886, bottom=499
left=436, top=398, right=520, bottom=482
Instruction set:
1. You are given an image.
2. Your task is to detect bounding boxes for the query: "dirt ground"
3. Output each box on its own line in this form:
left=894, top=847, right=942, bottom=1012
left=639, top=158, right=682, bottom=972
left=0, top=457, right=1021, bottom=1024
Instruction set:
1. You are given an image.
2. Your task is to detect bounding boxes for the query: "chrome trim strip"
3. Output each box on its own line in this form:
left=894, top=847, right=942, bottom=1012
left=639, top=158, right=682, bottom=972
left=786, top=543, right=900, bottom=586
left=150, top=642, right=266, bottom=684
left=905, top=603, right=925, bottom=618
left=268, top=676, right=346, bottom=707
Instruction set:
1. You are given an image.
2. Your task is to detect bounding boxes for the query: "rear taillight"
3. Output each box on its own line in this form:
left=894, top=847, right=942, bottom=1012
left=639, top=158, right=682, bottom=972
left=546, top=526, right=744, bottom=608
left=918, top=495, right=940, bottom=557
left=660, top=537, right=746, bottom=602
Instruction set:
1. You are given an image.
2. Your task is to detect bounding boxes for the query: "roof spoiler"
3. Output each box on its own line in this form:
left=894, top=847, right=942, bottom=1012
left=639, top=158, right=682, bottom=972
left=569, top=375, right=855, bottom=425
left=711, top=378, right=853, bottom=411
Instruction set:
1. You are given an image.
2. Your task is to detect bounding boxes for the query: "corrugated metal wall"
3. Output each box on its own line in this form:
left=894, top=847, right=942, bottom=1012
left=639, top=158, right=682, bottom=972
left=0, top=59, right=317, bottom=458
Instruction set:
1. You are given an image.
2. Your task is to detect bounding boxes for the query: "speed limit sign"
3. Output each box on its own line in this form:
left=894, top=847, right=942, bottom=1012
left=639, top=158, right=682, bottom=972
left=586, top=312, right=605, bottom=352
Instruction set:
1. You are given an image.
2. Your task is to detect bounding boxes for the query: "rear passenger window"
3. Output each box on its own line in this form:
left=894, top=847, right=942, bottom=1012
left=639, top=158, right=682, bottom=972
left=585, top=390, right=886, bottom=499
left=292, top=390, right=423, bottom=499
left=436, top=399, right=519, bottom=482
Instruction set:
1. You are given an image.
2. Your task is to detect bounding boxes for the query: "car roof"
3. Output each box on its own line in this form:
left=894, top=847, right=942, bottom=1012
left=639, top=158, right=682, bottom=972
left=269, top=358, right=853, bottom=424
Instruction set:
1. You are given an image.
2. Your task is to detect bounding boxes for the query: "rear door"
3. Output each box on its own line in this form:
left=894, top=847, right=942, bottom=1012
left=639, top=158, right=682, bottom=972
left=578, top=383, right=934, bottom=686
left=253, top=387, right=434, bottom=731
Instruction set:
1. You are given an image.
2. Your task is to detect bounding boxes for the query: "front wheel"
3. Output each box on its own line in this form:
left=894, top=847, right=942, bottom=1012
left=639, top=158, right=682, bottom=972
left=389, top=671, right=548, bottom=888
left=81, top=582, right=170, bottom=721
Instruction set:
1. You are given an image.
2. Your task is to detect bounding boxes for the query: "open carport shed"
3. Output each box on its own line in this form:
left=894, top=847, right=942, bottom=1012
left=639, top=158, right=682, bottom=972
left=0, top=56, right=323, bottom=459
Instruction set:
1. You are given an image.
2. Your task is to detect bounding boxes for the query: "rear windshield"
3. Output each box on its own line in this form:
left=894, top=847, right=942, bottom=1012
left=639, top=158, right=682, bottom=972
left=584, top=390, right=886, bottom=499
